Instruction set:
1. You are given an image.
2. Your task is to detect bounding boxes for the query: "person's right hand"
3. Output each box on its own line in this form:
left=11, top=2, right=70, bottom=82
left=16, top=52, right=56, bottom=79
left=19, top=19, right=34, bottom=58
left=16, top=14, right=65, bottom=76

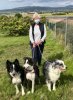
left=35, top=40, right=42, bottom=46
left=33, top=42, right=36, bottom=48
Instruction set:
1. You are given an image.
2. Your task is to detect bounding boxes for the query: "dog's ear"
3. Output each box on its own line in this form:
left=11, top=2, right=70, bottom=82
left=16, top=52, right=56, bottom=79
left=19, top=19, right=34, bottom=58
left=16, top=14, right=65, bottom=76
left=29, top=58, right=33, bottom=63
left=6, top=60, right=11, bottom=65
left=14, top=59, right=19, bottom=66
left=6, top=60, right=11, bottom=68
left=23, top=57, right=27, bottom=61
left=54, top=60, right=60, bottom=66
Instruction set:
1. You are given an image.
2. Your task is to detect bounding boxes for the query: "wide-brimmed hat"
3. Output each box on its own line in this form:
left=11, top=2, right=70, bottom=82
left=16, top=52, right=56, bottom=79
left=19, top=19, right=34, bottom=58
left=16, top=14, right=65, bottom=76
left=32, top=12, right=41, bottom=19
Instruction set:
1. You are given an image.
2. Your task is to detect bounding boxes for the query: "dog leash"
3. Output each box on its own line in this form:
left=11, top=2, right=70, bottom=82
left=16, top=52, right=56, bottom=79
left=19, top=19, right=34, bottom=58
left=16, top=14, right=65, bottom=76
left=31, top=45, right=46, bottom=63
left=28, top=44, right=46, bottom=62
left=32, top=47, right=35, bottom=61
left=38, top=45, right=46, bottom=61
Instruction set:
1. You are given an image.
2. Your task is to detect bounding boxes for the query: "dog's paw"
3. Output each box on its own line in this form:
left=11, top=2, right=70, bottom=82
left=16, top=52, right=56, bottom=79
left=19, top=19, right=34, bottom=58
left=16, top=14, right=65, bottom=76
left=48, top=89, right=51, bottom=91
left=53, top=86, right=56, bottom=91
left=53, top=88, right=56, bottom=91
left=47, top=87, right=51, bottom=91
left=27, top=91, right=31, bottom=95
left=22, top=92, right=25, bottom=96
left=16, top=91, right=19, bottom=95
left=31, top=90, right=34, bottom=93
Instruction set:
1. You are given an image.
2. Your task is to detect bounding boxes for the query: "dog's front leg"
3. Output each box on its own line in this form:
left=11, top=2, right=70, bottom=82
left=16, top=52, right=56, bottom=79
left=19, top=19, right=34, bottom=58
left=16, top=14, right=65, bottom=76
left=53, top=82, right=56, bottom=91
left=15, top=84, right=19, bottom=95
left=46, top=80, right=51, bottom=91
left=21, top=84, right=25, bottom=96
left=31, top=79, right=35, bottom=93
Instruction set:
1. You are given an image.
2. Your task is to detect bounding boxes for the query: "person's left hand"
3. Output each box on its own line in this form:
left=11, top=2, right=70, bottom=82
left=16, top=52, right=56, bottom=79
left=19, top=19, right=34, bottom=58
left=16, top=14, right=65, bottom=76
left=35, top=40, right=42, bottom=46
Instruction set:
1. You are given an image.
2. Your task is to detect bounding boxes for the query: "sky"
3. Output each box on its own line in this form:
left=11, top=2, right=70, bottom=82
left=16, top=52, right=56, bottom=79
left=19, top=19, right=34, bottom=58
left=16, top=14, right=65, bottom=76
left=0, top=0, right=73, bottom=10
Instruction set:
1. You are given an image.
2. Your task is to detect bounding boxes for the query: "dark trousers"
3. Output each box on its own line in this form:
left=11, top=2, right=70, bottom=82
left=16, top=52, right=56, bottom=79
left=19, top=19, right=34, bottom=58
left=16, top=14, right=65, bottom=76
left=30, top=42, right=44, bottom=65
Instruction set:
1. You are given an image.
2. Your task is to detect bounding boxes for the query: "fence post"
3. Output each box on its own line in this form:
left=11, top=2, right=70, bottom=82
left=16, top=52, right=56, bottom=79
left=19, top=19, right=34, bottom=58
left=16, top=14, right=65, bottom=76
left=55, top=23, right=56, bottom=38
left=65, top=17, right=68, bottom=46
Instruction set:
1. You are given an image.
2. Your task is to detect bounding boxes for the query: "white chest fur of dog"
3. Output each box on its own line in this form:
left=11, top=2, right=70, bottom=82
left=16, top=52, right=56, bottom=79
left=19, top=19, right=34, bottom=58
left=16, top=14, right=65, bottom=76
left=26, top=72, right=35, bottom=81
left=12, top=75, right=21, bottom=84
left=48, top=66, right=61, bottom=82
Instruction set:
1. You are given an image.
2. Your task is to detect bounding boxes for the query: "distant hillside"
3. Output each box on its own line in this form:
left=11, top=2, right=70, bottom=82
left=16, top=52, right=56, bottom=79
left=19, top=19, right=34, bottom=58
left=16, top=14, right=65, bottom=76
left=0, top=5, right=73, bottom=13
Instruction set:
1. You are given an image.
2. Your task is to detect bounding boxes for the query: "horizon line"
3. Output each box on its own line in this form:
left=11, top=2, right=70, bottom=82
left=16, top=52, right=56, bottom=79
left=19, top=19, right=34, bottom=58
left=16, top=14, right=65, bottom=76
left=0, top=5, right=73, bottom=11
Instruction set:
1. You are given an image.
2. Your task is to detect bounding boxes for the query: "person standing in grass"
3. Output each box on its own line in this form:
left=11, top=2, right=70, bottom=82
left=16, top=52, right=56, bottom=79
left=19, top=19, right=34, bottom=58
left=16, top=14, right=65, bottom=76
left=29, top=12, right=46, bottom=65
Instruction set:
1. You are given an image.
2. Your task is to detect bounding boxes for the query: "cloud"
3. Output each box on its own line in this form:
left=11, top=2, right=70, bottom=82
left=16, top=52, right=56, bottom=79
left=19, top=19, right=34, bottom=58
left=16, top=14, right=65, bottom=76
left=32, top=0, right=73, bottom=7
left=8, top=0, right=73, bottom=7
left=9, top=0, right=23, bottom=2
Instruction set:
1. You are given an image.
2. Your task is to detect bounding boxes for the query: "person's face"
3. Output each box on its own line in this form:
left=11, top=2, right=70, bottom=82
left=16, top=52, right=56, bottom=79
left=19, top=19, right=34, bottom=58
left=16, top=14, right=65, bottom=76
left=34, top=17, right=40, bottom=24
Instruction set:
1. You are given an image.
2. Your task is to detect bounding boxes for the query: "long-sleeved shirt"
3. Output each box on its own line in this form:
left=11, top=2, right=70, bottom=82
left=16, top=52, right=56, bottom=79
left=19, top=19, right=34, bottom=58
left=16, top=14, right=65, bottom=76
left=29, top=24, right=46, bottom=43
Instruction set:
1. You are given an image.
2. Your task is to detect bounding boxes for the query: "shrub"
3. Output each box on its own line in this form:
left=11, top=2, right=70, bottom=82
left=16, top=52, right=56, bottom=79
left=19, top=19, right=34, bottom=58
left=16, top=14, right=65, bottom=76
left=0, top=15, right=30, bottom=36
left=0, top=14, right=46, bottom=36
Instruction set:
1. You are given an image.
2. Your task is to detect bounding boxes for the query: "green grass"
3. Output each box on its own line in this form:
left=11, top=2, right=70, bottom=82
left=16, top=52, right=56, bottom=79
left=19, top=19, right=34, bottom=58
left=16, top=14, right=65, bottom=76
left=0, top=30, right=73, bottom=100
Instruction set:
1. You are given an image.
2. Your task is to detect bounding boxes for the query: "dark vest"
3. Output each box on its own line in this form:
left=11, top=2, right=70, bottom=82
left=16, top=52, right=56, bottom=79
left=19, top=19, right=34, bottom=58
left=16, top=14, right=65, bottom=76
left=32, top=22, right=44, bottom=40
left=30, top=22, right=46, bottom=46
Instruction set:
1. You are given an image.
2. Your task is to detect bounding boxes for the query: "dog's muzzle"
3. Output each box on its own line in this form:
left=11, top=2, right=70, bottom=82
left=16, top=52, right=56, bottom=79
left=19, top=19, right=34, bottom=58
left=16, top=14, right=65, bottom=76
left=60, top=65, right=67, bottom=71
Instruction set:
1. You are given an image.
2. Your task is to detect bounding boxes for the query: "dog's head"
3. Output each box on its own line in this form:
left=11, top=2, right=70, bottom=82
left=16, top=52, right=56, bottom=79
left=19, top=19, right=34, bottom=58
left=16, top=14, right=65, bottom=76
left=23, top=57, right=33, bottom=68
left=53, top=60, right=67, bottom=72
left=6, top=59, right=20, bottom=77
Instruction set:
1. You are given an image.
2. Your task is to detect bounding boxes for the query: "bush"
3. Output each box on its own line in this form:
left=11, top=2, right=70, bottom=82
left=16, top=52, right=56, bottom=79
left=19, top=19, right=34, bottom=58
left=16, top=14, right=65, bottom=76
left=0, top=14, right=46, bottom=36
left=15, top=13, right=22, bottom=18
left=0, top=15, right=30, bottom=36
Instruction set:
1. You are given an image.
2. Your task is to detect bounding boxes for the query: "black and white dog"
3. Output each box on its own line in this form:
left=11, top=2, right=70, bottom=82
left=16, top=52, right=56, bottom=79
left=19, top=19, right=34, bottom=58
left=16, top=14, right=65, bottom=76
left=43, top=60, right=67, bottom=91
left=23, top=57, right=39, bottom=94
left=6, top=58, right=39, bottom=95
left=6, top=59, right=26, bottom=96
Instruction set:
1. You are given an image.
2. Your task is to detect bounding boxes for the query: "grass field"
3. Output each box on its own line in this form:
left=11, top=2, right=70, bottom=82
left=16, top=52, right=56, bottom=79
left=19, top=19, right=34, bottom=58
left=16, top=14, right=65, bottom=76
left=0, top=30, right=73, bottom=100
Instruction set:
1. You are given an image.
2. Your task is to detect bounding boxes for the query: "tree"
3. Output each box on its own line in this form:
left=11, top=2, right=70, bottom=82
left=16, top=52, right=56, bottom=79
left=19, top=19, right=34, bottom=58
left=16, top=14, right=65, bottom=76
left=15, top=13, right=22, bottom=19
